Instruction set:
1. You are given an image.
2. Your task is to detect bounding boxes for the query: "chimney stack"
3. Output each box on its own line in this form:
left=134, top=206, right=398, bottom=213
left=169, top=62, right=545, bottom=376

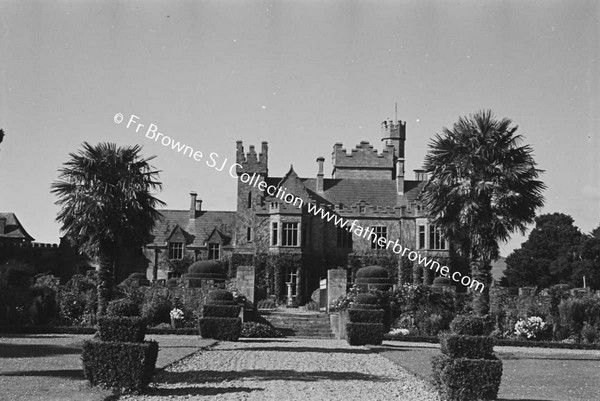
left=190, top=192, right=197, bottom=219
left=397, top=159, right=405, bottom=195
left=0, top=217, right=5, bottom=234
left=196, top=199, right=202, bottom=212
left=414, top=169, right=427, bottom=181
left=316, top=156, right=325, bottom=193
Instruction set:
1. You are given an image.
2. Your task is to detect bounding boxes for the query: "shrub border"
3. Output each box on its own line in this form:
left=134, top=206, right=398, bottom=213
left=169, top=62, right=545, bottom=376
left=382, top=333, right=600, bottom=350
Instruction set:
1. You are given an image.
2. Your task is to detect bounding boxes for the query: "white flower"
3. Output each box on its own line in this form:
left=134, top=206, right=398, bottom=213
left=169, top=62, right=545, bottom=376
left=389, top=328, right=410, bottom=336
left=170, top=308, right=184, bottom=320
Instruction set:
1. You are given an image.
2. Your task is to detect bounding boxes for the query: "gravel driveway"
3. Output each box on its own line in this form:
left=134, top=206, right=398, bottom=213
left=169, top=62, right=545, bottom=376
left=124, top=338, right=440, bottom=401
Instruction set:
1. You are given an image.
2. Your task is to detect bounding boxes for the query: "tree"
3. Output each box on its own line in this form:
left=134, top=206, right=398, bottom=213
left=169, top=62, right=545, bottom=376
left=571, top=223, right=600, bottom=290
left=422, top=110, right=545, bottom=316
left=0, top=129, right=4, bottom=152
left=501, top=213, right=583, bottom=288
left=52, top=142, right=164, bottom=316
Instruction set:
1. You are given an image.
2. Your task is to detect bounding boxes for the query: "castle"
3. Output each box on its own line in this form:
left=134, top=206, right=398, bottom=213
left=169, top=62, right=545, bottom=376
left=142, top=119, right=450, bottom=302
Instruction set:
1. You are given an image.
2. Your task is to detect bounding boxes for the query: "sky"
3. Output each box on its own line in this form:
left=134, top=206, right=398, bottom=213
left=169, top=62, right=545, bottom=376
left=0, top=0, right=598, bottom=257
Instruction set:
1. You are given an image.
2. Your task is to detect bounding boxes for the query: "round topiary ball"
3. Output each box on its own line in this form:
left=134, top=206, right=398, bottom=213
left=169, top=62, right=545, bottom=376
left=355, top=266, right=391, bottom=291
left=187, top=261, right=226, bottom=280
left=355, top=293, right=379, bottom=305
left=449, top=315, right=485, bottom=336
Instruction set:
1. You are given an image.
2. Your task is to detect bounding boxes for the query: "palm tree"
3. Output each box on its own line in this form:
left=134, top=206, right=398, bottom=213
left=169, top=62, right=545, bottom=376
left=52, top=142, right=165, bottom=316
left=422, top=110, right=545, bottom=316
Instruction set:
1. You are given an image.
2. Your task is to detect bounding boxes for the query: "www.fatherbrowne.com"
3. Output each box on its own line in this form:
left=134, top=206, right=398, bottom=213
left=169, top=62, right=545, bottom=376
left=116, top=112, right=484, bottom=293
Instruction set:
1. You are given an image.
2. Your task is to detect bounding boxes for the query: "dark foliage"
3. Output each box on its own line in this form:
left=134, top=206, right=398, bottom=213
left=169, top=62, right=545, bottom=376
left=439, top=334, right=494, bottom=359
left=199, top=317, right=241, bottom=341
left=346, top=322, right=384, bottom=345
left=431, top=354, right=502, bottom=401
left=355, top=293, right=379, bottom=305
left=202, top=304, right=240, bottom=318
left=107, top=299, right=141, bottom=317
left=348, top=308, right=385, bottom=324
left=82, top=340, right=158, bottom=394
left=98, top=317, right=146, bottom=343
left=449, top=315, right=486, bottom=336
left=207, top=290, right=234, bottom=303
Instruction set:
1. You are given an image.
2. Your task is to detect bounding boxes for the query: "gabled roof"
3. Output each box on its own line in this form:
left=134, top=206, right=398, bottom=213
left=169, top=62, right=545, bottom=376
left=205, top=227, right=230, bottom=244
left=263, top=177, right=426, bottom=208
left=0, top=212, right=35, bottom=241
left=148, top=210, right=236, bottom=247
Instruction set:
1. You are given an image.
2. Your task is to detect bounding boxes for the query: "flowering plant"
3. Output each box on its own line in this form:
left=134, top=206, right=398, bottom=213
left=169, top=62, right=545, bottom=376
left=514, top=316, right=547, bottom=340
left=388, top=328, right=410, bottom=336
left=170, top=308, right=184, bottom=321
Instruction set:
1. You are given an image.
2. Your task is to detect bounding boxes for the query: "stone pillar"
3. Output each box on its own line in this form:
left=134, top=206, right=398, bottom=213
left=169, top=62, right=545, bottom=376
left=327, top=269, right=347, bottom=313
left=236, top=266, right=255, bottom=306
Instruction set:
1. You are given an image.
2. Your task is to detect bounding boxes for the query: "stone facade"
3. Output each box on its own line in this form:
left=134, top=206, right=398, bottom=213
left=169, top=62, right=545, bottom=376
left=142, top=119, right=450, bottom=300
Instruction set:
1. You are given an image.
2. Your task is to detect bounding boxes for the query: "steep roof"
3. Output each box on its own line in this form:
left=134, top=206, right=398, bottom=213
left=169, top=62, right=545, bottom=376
left=0, top=212, right=35, bottom=241
left=147, top=210, right=236, bottom=247
left=265, top=177, right=425, bottom=208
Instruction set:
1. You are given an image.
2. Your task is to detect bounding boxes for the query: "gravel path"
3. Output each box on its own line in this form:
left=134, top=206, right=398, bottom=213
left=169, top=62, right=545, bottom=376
left=124, top=338, right=440, bottom=401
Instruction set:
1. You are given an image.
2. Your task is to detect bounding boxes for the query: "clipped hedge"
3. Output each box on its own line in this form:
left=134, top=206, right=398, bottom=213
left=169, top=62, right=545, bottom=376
left=199, top=317, right=241, bottom=341
left=346, top=322, right=384, bottom=346
left=350, top=304, right=381, bottom=310
left=449, top=315, right=485, bottom=336
left=355, top=293, right=379, bottom=305
left=82, top=340, right=159, bottom=394
left=348, top=308, right=385, bottom=324
left=107, top=299, right=141, bottom=317
left=202, top=304, right=240, bottom=318
left=439, top=334, right=494, bottom=360
left=98, top=317, right=146, bottom=343
left=207, top=290, right=234, bottom=303
left=431, top=354, right=503, bottom=401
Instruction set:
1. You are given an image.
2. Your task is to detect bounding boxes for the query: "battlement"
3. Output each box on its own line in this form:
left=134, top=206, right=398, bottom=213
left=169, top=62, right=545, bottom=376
left=381, top=119, right=406, bottom=140
left=236, top=141, right=268, bottom=175
left=332, top=141, right=395, bottom=167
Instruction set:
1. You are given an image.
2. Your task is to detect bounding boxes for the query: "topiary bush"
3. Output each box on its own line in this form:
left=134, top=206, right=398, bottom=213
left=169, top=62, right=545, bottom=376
left=207, top=289, right=235, bottom=303
left=348, top=308, right=385, bottom=324
left=83, top=315, right=158, bottom=394
left=199, top=290, right=241, bottom=341
left=449, top=315, right=486, bottom=336
left=82, top=340, right=158, bottom=394
left=199, top=317, right=241, bottom=341
left=346, top=322, right=384, bottom=345
left=98, top=317, right=146, bottom=343
left=439, top=333, right=495, bottom=359
left=431, top=316, right=502, bottom=400
left=355, top=293, right=379, bottom=305
left=107, top=299, right=141, bottom=317
left=346, top=295, right=385, bottom=346
left=202, top=304, right=240, bottom=318
left=431, top=354, right=503, bottom=401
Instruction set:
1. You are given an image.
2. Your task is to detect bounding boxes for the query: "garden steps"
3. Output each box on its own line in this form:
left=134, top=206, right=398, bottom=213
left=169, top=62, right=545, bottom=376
left=260, top=310, right=335, bottom=338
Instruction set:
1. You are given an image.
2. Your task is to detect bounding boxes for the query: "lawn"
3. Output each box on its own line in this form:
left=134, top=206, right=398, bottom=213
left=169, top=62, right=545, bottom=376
left=371, top=341, right=600, bottom=401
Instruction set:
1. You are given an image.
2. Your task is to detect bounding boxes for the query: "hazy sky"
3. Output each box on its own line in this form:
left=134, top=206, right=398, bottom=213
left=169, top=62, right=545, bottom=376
left=1, top=1, right=598, bottom=256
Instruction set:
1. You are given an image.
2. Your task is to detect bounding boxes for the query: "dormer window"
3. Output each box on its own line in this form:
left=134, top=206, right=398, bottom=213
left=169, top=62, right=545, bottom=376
left=208, top=243, right=220, bottom=260
left=168, top=242, right=184, bottom=260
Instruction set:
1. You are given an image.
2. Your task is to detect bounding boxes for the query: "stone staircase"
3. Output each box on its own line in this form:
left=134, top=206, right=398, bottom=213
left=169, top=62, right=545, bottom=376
left=260, top=309, right=335, bottom=338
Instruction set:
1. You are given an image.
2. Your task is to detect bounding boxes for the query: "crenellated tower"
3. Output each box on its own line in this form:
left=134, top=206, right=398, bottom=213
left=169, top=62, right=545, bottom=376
left=235, top=141, right=268, bottom=247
